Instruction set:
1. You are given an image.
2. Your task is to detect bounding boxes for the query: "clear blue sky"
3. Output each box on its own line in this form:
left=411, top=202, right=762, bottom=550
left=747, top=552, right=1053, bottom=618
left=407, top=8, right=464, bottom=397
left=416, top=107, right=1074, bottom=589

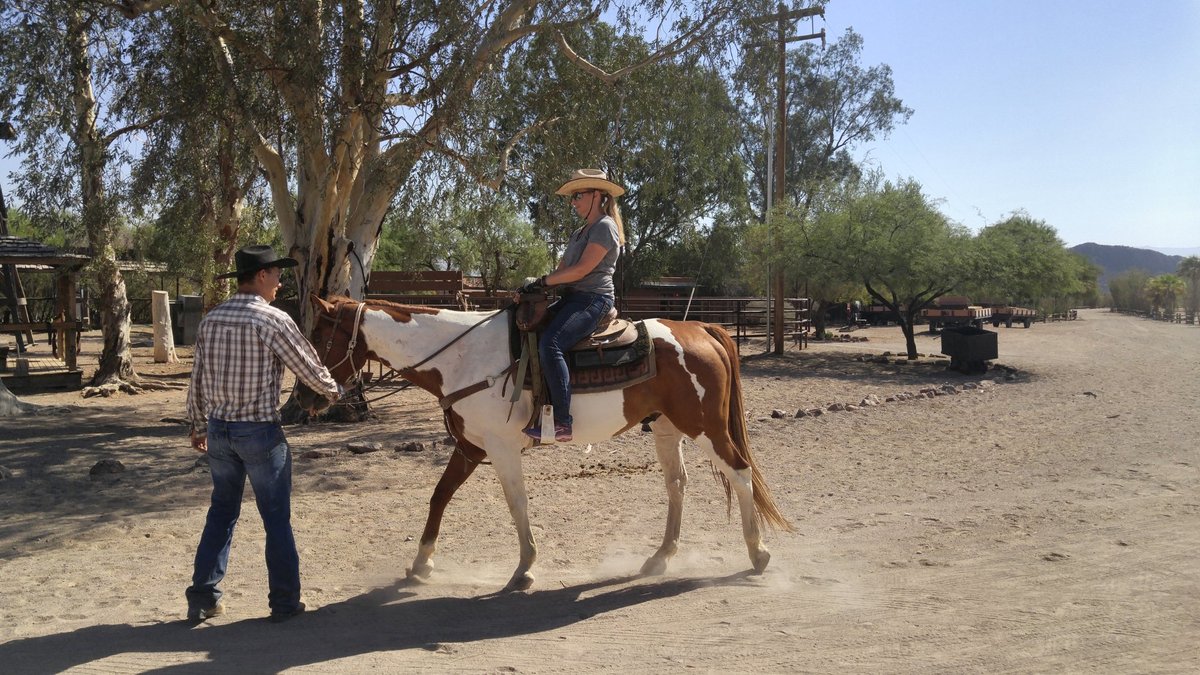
left=3, top=1, right=1197, bottom=252
left=824, top=0, right=1200, bottom=251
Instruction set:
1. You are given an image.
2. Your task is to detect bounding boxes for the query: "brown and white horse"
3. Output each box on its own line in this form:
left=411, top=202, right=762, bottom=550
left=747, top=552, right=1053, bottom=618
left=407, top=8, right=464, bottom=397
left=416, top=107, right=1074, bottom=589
left=297, top=295, right=792, bottom=591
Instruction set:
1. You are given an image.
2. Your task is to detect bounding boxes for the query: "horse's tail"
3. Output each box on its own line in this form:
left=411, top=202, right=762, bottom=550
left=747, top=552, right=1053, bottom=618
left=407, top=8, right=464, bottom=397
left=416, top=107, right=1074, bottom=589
left=704, top=324, right=794, bottom=533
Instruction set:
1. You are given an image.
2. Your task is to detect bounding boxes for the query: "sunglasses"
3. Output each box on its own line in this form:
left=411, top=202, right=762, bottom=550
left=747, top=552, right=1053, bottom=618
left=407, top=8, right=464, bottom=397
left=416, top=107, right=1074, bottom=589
left=571, top=190, right=595, bottom=202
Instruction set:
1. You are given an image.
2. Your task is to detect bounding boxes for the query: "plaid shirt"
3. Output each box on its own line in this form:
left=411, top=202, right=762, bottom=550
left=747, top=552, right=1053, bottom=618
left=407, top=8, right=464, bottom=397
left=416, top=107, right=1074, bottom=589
left=186, top=293, right=338, bottom=434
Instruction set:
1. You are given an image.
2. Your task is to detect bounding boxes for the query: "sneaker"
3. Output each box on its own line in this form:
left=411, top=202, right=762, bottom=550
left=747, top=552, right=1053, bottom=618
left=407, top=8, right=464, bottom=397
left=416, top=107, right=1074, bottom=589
left=522, top=423, right=572, bottom=442
left=269, top=601, right=306, bottom=624
left=553, top=423, right=572, bottom=442
left=186, top=602, right=225, bottom=622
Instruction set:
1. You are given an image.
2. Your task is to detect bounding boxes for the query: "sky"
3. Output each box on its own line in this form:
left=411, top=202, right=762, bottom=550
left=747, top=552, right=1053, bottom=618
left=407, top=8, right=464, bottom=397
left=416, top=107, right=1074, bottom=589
left=822, top=0, right=1200, bottom=251
left=2, top=1, right=1197, bottom=252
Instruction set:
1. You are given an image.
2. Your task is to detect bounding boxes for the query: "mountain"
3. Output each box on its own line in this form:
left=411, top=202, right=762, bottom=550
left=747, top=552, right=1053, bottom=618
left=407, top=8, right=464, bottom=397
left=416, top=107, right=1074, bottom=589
left=1069, top=243, right=1186, bottom=289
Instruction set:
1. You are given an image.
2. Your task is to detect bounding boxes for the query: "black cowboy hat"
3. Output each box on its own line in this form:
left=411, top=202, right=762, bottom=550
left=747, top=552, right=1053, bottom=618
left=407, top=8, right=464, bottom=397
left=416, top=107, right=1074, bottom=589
left=216, top=244, right=298, bottom=279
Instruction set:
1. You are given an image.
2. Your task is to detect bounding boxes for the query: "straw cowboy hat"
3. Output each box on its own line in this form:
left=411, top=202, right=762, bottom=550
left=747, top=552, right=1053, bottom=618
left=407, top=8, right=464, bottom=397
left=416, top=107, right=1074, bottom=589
left=216, top=244, right=298, bottom=279
left=555, top=168, right=625, bottom=197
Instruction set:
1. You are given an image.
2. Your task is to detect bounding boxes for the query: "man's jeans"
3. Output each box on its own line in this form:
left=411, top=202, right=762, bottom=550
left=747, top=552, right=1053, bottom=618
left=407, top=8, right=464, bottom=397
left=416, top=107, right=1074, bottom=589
left=186, top=420, right=301, bottom=614
left=539, top=291, right=614, bottom=426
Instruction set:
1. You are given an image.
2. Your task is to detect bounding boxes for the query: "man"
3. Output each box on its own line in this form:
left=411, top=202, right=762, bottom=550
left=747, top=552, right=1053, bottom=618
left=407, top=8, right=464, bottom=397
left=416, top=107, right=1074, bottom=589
left=184, top=244, right=339, bottom=623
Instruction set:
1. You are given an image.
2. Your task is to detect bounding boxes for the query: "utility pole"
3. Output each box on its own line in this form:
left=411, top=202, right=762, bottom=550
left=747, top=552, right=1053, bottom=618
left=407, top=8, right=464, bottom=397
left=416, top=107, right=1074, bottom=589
left=754, top=4, right=825, bottom=354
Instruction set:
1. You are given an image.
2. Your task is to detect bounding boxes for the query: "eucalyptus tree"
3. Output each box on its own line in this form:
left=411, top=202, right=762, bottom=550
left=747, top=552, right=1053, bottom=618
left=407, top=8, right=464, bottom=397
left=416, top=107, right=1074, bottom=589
left=116, top=0, right=752, bottom=330
left=0, top=1, right=165, bottom=391
left=482, top=24, right=749, bottom=288
left=734, top=27, right=912, bottom=220
left=125, top=9, right=277, bottom=305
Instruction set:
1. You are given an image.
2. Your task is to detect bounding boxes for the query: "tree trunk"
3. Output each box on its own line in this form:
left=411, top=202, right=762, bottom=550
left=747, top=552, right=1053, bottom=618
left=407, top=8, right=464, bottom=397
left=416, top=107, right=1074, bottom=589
left=899, top=314, right=919, bottom=359
left=0, top=376, right=34, bottom=416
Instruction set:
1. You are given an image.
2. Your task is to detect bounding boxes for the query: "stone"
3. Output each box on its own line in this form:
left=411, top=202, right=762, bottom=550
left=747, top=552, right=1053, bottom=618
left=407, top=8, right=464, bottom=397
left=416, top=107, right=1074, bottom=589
left=346, top=442, right=383, bottom=454
left=794, top=409, right=809, bottom=418
left=941, top=385, right=959, bottom=395
left=827, top=402, right=847, bottom=412
left=770, top=409, right=788, bottom=419
left=963, top=382, right=979, bottom=390
left=885, top=396, right=897, bottom=403
left=396, top=441, right=429, bottom=453
left=807, top=408, right=824, bottom=417
left=860, top=394, right=882, bottom=407
left=300, top=449, right=338, bottom=460
left=845, top=405, right=860, bottom=411
left=90, top=459, right=125, bottom=475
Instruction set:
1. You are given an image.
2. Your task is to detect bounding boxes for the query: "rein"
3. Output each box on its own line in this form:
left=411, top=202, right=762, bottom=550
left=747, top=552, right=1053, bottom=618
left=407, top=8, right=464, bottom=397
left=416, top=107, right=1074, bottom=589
left=320, top=299, right=509, bottom=408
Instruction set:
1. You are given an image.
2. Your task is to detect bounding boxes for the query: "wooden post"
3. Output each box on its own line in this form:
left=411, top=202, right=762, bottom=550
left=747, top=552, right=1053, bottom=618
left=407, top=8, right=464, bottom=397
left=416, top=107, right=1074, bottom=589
left=57, top=270, right=78, bottom=371
left=151, top=290, right=178, bottom=363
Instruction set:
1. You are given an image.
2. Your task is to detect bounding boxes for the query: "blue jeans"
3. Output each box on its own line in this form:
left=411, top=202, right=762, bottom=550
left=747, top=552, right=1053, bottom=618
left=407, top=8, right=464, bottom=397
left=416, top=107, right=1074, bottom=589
left=187, top=420, right=301, bottom=614
left=539, top=291, right=614, bottom=426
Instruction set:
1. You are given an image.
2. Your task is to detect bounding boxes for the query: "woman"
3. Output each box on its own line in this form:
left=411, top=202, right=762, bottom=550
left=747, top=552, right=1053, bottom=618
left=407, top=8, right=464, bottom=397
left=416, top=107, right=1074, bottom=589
left=522, top=168, right=625, bottom=442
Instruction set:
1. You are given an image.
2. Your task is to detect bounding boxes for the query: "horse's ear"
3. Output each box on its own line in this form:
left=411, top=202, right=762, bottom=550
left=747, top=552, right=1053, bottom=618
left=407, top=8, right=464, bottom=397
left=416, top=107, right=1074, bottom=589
left=309, top=293, right=333, bottom=312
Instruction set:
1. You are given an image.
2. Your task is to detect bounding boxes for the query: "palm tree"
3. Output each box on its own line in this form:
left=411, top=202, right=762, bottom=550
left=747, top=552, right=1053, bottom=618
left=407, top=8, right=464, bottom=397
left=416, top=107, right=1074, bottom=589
left=1178, top=256, right=1200, bottom=322
left=1145, top=274, right=1187, bottom=320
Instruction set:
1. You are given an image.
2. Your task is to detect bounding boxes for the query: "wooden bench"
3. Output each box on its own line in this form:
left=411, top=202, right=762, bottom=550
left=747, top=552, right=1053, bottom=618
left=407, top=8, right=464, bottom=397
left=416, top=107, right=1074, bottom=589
left=366, top=270, right=468, bottom=310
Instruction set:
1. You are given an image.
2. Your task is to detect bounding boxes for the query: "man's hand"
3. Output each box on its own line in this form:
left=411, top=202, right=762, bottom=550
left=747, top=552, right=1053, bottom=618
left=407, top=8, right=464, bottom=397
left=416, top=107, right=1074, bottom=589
left=190, top=429, right=207, bottom=454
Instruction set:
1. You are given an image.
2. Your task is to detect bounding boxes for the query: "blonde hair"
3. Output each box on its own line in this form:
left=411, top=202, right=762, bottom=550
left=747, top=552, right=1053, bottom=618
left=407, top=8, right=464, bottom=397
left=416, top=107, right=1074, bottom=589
left=601, top=192, right=625, bottom=247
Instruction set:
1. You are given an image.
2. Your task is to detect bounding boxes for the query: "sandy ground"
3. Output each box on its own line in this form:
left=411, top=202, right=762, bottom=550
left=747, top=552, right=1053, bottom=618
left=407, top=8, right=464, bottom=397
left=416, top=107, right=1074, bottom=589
left=0, top=309, right=1197, bottom=673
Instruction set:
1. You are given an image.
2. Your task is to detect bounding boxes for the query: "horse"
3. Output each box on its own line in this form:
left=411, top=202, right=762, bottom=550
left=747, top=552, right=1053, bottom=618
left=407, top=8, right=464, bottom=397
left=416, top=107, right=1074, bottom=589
left=296, top=294, right=793, bottom=591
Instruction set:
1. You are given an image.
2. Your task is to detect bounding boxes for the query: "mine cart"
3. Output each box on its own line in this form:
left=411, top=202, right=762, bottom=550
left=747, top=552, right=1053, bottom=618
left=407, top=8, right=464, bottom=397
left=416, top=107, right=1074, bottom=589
left=922, top=296, right=991, bottom=332
left=940, top=326, right=998, bottom=374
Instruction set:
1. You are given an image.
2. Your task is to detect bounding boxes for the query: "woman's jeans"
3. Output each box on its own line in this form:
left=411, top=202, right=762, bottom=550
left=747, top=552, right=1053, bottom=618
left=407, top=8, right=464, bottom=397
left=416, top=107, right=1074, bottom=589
left=186, top=420, right=301, bottom=614
left=538, top=291, right=614, bottom=426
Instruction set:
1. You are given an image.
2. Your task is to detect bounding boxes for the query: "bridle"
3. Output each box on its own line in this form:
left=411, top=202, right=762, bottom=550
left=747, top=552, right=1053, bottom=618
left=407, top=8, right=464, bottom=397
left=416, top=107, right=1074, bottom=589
left=315, top=299, right=506, bottom=405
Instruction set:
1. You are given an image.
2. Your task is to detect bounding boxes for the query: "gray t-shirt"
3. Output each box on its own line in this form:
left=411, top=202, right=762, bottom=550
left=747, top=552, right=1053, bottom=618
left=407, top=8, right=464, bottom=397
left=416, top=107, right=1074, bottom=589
left=561, top=215, right=620, bottom=297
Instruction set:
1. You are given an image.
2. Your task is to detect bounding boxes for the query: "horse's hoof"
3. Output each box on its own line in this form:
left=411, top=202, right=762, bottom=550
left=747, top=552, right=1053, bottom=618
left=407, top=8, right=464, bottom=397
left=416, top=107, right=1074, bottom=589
left=503, top=572, right=535, bottom=592
left=750, top=548, right=771, bottom=574
left=406, top=561, right=434, bottom=580
left=640, top=556, right=668, bottom=577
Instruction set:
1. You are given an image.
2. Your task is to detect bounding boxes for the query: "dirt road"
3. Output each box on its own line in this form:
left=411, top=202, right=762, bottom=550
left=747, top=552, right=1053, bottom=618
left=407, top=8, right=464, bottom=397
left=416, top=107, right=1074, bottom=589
left=1, top=309, right=1196, bottom=672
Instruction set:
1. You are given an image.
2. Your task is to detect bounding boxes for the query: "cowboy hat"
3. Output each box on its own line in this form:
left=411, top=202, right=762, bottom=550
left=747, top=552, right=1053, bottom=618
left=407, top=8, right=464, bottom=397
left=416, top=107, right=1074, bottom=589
left=216, top=244, right=298, bottom=279
left=554, top=168, right=625, bottom=197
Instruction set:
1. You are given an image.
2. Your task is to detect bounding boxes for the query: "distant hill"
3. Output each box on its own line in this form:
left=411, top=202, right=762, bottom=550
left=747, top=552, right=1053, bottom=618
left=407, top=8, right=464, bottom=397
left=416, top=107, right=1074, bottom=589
left=1069, top=243, right=1185, bottom=289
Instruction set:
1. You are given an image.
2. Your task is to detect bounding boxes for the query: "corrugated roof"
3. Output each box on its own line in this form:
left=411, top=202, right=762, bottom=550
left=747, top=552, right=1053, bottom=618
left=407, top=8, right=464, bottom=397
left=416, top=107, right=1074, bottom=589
left=0, top=235, right=88, bottom=266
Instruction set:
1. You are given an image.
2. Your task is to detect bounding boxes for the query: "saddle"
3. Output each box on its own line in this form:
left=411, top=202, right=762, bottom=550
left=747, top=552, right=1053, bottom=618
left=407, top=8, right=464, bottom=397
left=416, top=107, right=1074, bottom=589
left=509, top=290, right=655, bottom=400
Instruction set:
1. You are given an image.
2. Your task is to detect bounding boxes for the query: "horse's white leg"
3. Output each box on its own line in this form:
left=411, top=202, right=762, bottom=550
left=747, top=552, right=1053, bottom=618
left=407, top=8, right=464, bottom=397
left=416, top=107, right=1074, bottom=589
left=694, top=434, right=771, bottom=574
left=642, top=419, right=687, bottom=576
left=488, top=443, right=538, bottom=591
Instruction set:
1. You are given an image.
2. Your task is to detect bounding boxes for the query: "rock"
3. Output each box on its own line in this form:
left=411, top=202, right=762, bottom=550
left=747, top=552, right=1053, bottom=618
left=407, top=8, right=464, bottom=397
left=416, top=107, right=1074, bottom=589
left=860, top=394, right=881, bottom=407
left=827, top=402, right=847, bottom=412
left=396, top=441, right=429, bottom=453
left=794, top=409, right=809, bottom=418
left=346, top=442, right=383, bottom=454
left=90, top=459, right=126, bottom=476
left=941, top=385, right=959, bottom=395
left=300, top=448, right=338, bottom=460
left=963, top=382, right=979, bottom=390
left=770, top=409, right=788, bottom=419
left=845, top=404, right=860, bottom=412
left=978, top=381, right=996, bottom=390
left=885, top=396, right=897, bottom=403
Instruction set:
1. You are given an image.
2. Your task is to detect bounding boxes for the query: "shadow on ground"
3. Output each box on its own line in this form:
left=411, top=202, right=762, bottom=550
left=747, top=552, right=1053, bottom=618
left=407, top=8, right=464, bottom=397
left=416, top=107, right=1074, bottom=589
left=0, top=572, right=758, bottom=673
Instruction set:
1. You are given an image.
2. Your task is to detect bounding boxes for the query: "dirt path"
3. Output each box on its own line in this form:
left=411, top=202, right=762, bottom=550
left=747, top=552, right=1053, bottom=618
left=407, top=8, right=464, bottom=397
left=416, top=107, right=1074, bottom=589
left=1, top=309, right=1197, bottom=672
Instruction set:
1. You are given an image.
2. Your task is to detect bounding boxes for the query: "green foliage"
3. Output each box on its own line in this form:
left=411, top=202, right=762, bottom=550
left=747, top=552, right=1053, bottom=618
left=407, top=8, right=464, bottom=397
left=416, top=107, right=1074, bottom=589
left=1145, top=274, right=1186, bottom=317
left=376, top=192, right=550, bottom=293
left=970, top=213, right=1092, bottom=312
left=1177, top=256, right=1200, bottom=314
left=1108, top=269, right=1153, bottom=312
